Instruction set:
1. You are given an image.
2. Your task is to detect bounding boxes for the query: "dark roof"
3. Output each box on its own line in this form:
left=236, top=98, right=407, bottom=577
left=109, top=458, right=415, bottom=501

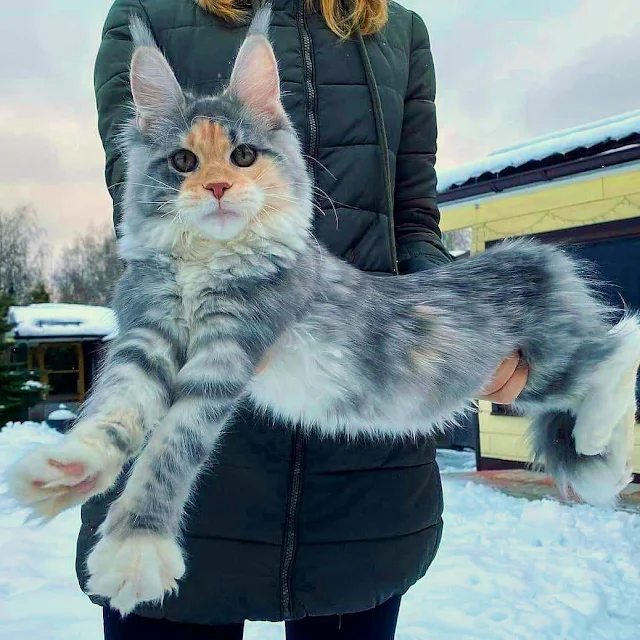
left=438, top=110, right=640, bottom=204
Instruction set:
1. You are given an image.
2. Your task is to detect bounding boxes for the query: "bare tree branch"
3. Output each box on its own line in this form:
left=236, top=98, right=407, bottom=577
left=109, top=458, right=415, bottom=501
left=0, top=206, right=48, bottom=304
left=443, top=228, right=472, bottom=254
left=53, top=224, right=123, bottom=306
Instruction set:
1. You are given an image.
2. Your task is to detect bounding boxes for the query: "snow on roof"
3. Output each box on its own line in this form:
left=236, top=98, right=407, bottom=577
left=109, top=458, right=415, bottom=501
left=438, top=109, right=640, bottom=193
left=8, top=303, right=117, bottom=340
left=47, top=404, right=77, bottom=421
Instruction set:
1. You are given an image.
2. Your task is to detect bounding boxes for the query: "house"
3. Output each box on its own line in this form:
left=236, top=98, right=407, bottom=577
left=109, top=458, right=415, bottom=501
left=437, top=109, right=640, bottom=476
left=7, top=303, right=117, bottom=421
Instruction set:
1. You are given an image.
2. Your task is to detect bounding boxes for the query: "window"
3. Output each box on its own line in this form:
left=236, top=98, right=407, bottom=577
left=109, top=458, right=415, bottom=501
left=35, top=343, right=85, bottom=402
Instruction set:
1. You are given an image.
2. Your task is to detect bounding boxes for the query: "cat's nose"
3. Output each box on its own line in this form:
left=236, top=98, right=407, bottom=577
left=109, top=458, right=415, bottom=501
left=204, top=182, right=232, bottom=200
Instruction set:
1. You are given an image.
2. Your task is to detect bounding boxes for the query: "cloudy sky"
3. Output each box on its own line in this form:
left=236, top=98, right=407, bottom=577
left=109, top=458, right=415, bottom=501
left=1, top=0, right=639, bottom=257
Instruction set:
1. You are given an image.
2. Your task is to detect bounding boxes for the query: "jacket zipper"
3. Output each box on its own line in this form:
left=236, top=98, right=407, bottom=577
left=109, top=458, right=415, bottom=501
left=298, top=0, right=318, bottom=182
left=281, top=430, right=305, bottom=618
left=280, top=5, right=315, bottom=619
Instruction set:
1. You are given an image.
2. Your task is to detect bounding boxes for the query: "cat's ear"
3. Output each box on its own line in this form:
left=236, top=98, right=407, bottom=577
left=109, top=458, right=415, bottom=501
left=227, top=35, right=285, bottom=124
left=130, top=45, right=185, bottom=132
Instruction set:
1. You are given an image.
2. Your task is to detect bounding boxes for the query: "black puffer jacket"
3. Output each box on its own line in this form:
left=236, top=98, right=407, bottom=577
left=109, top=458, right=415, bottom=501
left=78, top=0, right=451, bottom=624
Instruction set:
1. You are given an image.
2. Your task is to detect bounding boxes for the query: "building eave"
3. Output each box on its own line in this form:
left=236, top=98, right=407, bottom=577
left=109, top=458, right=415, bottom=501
left=438, top=137, right=640, bottom=206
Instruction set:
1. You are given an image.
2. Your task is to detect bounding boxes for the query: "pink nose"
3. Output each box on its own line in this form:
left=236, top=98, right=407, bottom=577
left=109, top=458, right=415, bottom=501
left=204, top=182, right=232, bottom=200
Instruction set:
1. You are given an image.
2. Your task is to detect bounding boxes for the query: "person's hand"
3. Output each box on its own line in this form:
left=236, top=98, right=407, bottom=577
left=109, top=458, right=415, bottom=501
left=480, top=352, right=529, bottom=404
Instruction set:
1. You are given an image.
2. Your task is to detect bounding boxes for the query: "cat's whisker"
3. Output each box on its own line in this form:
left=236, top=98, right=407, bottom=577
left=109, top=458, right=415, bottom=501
left=265, top=193, right=335, bottom=225
left=170, top=93, right=190, bottom=131
left=144, top=174, right=181, bottom=192
left=159, top=206, right=177, bottom=218
left=114, top=181, right=180, bottom=193
left=263, top=181, right=339, bottom=205
left=232, top=115, right=247, bottom=144
left=253, top=167, right=271, bottom=183
left=300, top=154, right=337, bottom=181
left=308, top=231, right=324, bottom=263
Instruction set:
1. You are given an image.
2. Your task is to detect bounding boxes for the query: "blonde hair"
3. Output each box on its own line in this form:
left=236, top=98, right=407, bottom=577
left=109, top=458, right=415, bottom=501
left=196, top=0, right=389, bottom=38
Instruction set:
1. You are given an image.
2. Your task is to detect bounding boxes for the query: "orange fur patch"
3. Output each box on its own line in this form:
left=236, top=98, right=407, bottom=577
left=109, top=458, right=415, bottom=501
left=181, top=121, right=234, bottom=196
left=179, top=119, right=294, bottom=224
left=410, top=346, right=445, bottom=371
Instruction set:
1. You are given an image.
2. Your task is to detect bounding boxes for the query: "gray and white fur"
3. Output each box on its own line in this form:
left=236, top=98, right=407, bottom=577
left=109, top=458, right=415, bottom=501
left=8, top=8, right=640, bottom=615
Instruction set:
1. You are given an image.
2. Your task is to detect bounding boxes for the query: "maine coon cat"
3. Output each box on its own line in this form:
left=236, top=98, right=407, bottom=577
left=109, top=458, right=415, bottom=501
left=8, top=8, right=640, bottom=615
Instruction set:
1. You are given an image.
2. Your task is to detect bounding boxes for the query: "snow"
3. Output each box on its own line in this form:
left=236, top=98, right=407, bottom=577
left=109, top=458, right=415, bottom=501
left=438, top=109, right=640, bottom=192
left=8, top=304, right=117, bottom=340
left=434, top=447, right=476, bottom=473
left=47, top=405, right=77, bottom=421
left=22, top=380, right=47, bottom=391
left=1, top=425, right=639, bottom=639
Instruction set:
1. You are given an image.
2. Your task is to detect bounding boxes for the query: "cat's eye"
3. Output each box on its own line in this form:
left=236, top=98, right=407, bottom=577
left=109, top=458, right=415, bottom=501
left=231, top=144, right=257, bottom=168
left=170, top=149, right=198, bottom=173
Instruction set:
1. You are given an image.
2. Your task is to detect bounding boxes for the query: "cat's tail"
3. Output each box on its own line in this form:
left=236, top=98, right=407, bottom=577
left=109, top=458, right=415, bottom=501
left=529, top=314, right=640, bottom=506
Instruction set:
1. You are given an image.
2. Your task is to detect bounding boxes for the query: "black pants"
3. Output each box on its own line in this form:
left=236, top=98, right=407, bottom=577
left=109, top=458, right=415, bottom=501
left=103, top=596, right=401, bottom=640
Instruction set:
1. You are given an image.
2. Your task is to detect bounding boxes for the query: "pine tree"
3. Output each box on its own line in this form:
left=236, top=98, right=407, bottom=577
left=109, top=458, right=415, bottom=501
left=0, top=292, right=43, bottom=425
left=29, top=282, right=51, bottom=304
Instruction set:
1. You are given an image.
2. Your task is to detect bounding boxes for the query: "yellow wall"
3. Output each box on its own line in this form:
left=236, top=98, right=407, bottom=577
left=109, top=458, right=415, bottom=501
left=440, top=164, right=640, bottom=473
left=440, top=165, right=640, bottom=253
left=478, top=402, right=640, bottom=473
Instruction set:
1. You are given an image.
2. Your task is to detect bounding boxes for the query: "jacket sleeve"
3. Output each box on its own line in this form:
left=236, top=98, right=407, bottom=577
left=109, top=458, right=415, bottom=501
left=94, top=0, right=151, bottom=232
left=394, top=12, right=452, bottom=274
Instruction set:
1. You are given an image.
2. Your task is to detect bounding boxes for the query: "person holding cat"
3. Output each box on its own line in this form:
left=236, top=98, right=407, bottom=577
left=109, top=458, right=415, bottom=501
left=84, top=0, right=528, bottom=638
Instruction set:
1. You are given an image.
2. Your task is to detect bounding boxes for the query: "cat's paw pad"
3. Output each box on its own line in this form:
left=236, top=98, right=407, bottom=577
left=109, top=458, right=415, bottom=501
left=5, top=437, right=122, bottom=520
left=86, top=532, right=185, bottom=615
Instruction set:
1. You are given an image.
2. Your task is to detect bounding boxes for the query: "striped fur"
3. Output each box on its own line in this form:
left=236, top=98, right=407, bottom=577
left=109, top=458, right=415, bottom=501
left=6, top=7, right=639, bottom=614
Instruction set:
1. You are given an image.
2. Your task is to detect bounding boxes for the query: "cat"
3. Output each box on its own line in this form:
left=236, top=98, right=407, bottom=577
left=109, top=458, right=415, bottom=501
left=7, top=7, right=640, bottom=615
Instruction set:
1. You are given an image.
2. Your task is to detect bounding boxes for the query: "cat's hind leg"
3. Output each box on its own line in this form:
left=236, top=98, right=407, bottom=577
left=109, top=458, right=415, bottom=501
left=573, top=315, right=640, bottom=457
left=530, top=315, right=640, bottom=506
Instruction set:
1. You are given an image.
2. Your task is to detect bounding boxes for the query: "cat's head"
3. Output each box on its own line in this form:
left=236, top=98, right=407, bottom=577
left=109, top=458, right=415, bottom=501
left=119, top=9, right=312, bottom=263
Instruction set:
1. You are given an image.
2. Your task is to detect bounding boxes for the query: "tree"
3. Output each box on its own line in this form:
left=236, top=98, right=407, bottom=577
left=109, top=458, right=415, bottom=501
left=0, top=206, right=48, bottom=304
left=29, top=282, right=51, bottom=304
left=53, top=224, right=124, bottom=306
left=443, top=228, right=472, bottom=254
left=0, top=292, right=43, bottom=424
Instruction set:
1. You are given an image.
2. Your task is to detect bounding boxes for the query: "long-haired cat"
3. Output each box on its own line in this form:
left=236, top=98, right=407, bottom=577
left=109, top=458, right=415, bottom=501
left=7, top=8, right=640, bottom=615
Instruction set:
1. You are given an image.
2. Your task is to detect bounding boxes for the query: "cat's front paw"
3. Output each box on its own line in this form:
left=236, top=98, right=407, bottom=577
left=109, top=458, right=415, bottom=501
left=86, top=531, right=185, bottom=615
left=6, top=435, right=125, bottom=521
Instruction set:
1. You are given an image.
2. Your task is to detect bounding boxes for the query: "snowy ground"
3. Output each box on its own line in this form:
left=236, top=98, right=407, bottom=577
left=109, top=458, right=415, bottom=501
left=1, top=423, right=639, bottom=640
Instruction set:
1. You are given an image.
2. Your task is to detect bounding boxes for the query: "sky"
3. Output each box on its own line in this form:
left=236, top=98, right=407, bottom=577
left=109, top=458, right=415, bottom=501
left=1, top=0, right=639, bottom=257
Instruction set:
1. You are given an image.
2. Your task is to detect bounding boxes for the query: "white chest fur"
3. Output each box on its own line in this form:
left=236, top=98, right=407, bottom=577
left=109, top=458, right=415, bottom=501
left=174, top=261, right=214, bottom=328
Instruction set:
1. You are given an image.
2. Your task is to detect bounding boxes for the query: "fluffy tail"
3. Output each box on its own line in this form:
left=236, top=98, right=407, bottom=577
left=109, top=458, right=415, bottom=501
left=529, top=314, right=640, bottom=506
